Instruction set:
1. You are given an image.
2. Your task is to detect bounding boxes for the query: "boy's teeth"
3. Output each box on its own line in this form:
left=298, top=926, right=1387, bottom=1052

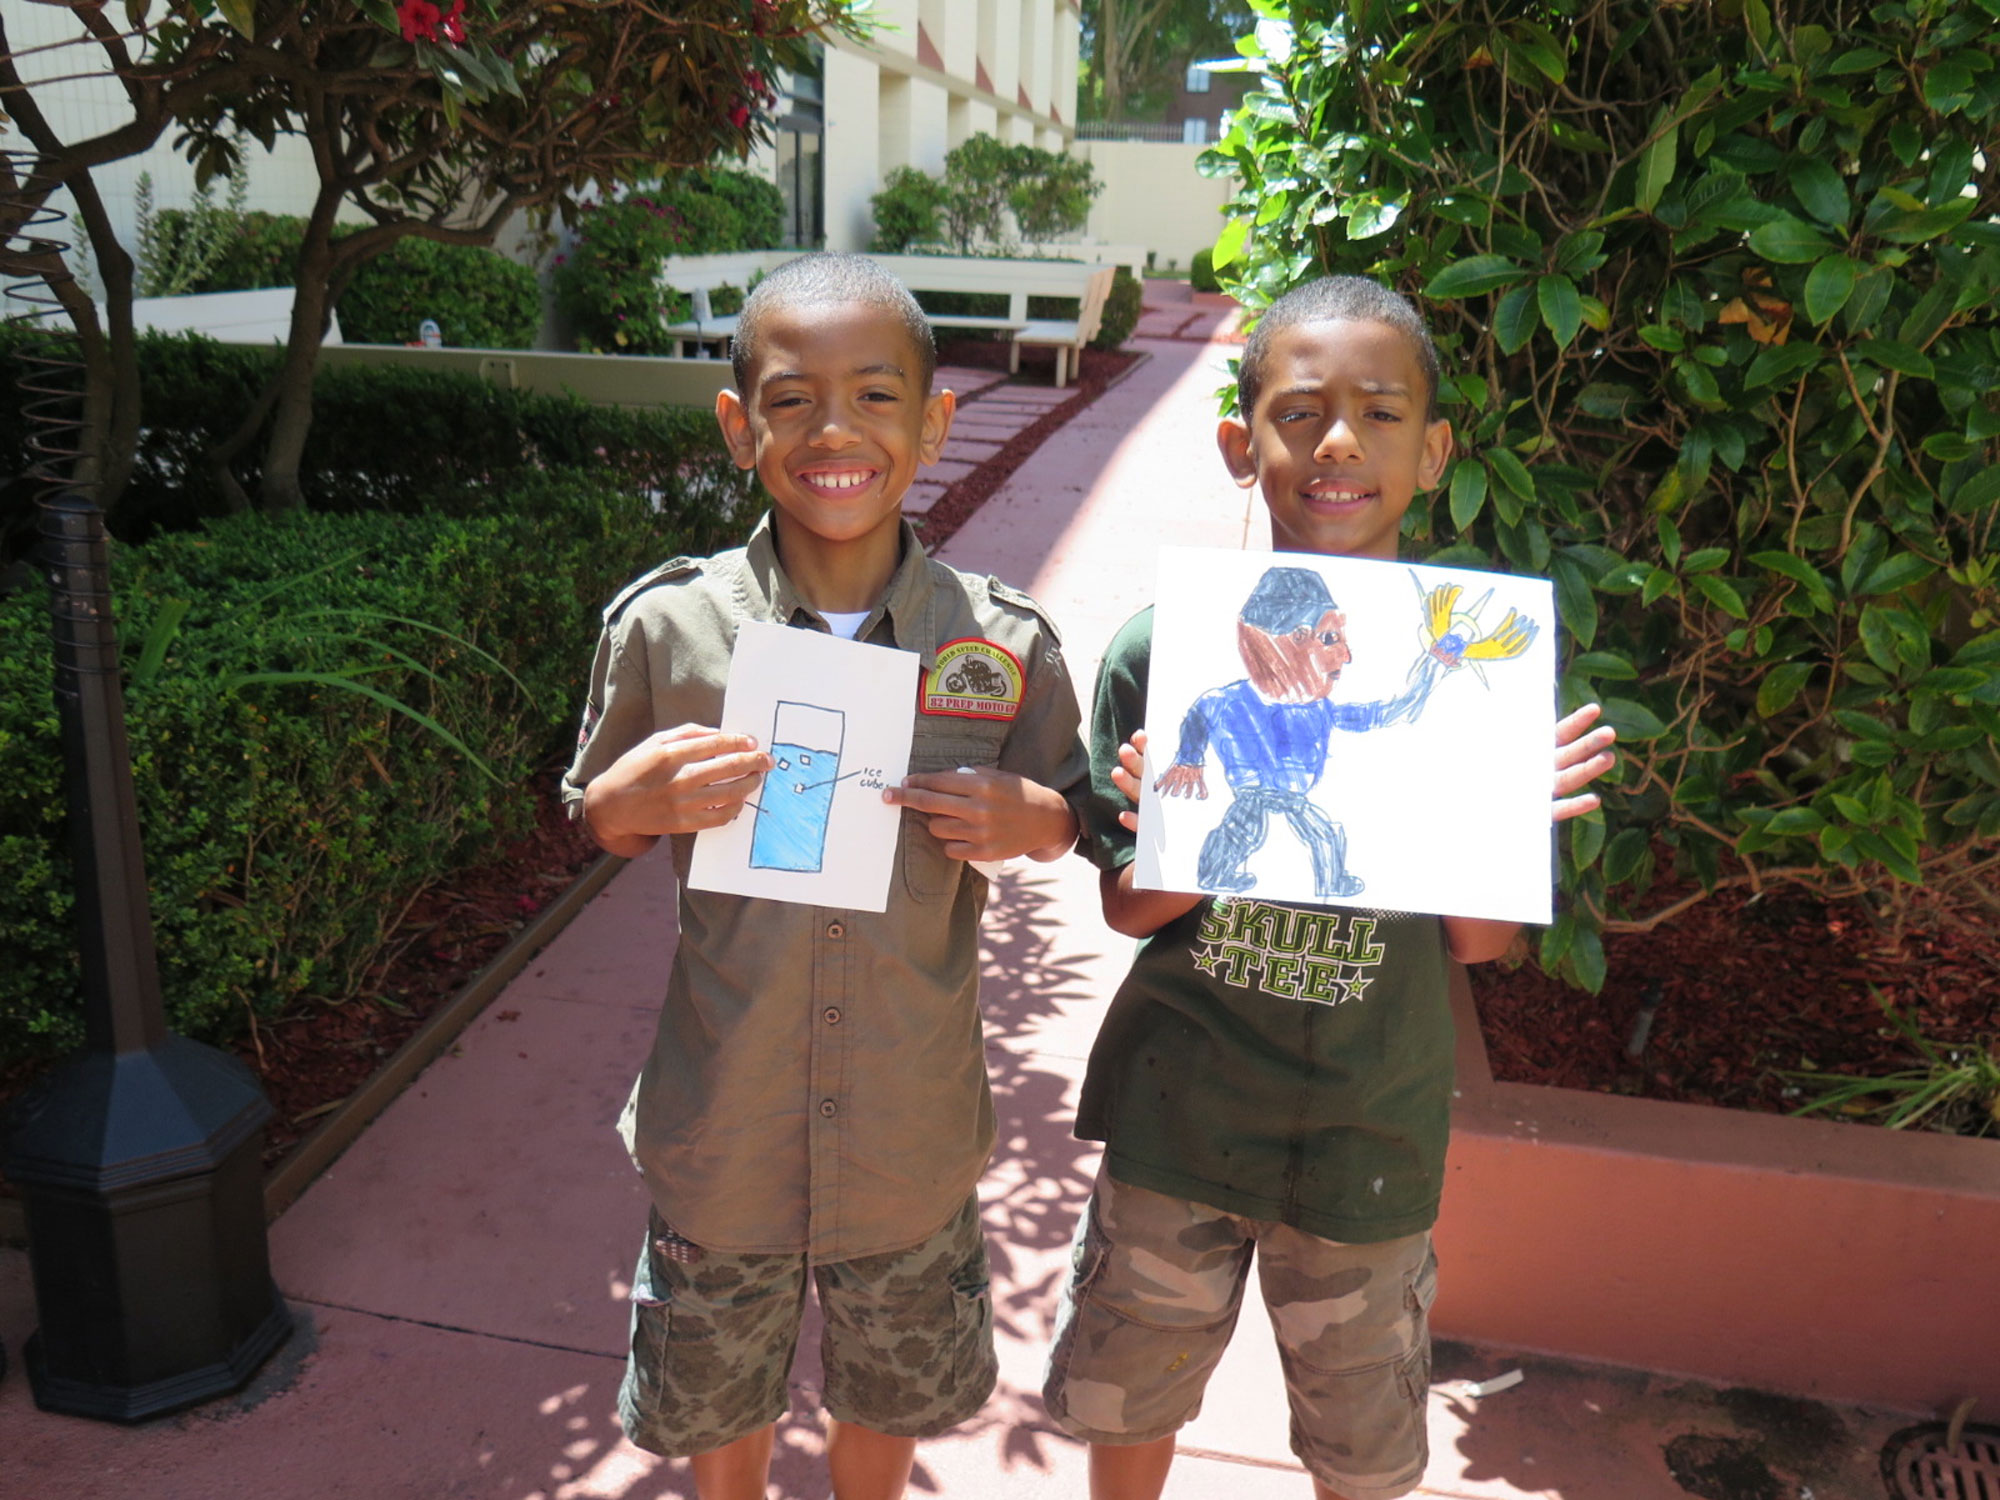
left=814, top=472, right=869, bottom=490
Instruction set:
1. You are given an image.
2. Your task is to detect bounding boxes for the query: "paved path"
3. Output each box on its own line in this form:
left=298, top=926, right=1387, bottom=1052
left=0, top=313, right=1907, bottom=1498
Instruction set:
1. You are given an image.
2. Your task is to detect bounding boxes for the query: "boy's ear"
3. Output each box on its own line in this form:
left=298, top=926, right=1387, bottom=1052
left=1217, top=415, right=1259, bottom=491
left=1418, top=417, right=1453, bottom=491
left=714, top=388, right=757, bottom=471
left=919, top=387, right=957, bottom=465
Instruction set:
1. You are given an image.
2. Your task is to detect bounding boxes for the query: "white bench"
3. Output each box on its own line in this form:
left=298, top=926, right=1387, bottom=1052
left=657, top=251, right=1119, bottom=387
left=133, top=286, right=343, bottom=344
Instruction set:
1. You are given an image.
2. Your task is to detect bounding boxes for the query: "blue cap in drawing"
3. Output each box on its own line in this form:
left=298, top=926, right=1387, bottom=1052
left=1239, top=567, right=1335, bottom=634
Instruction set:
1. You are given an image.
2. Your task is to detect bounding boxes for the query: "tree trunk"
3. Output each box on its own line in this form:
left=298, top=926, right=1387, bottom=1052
left=1101, top=0, right=1124, bottom=120
left=255, top=187, right=349, bottom=513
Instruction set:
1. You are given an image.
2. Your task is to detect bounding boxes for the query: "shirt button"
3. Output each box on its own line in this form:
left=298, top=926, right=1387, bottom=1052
left=827, top=921, right=845, bottom=939
left=819, top=1099, right=837, bottom=1118
left=823, top=1007, right=842, bottom=1025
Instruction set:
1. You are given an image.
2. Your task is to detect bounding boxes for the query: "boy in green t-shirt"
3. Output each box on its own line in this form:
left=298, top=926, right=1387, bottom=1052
left=1041, top=276, right=1617, bottom=1500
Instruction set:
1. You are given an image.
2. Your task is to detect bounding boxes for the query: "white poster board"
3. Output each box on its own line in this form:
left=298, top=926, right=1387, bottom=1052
left=1135, top=547, right=1557, bottom=924
left=688, top=621, right=919, bottom=911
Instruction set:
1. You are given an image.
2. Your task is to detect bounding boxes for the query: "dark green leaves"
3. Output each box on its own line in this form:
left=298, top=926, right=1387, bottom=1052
left=1803, top=254, right=1859, bottom=324
left=1748, top=215, right=1835, bottom=262
left=1538, top=274, right=1582, bottom=346
left=1426, top=255, right=1528, bottom=299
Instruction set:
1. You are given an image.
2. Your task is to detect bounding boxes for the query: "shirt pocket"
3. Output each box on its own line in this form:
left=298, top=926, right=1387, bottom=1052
left=902, top=723, right=1011, bottom=902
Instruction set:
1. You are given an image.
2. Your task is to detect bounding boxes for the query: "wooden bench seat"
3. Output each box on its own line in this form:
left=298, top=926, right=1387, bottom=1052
left=655, top=250, right=1118, bottom=387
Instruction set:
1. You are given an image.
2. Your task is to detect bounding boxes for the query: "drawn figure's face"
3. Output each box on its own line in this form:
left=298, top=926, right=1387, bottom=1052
left=1216, top=317, right=1452, bottom=562
left=1239, top=609, right=1351, bottom=703
left=716, top=298, right=955, bottom=558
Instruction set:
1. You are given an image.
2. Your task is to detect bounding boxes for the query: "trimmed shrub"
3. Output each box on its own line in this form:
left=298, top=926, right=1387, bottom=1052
left=1092, top=266, right=1143, bottom=351
left=168, top=211, right=540, bottom=348
left=1190, top=247, right=1219, bottom=293
left=1, top=475, right=748, bottom=1065
left=1205, top=2, right=2000, bottom=988
left=872, top=166, right=950, bottom=253
left=334, top=235, right=541, bottom=349
left=554, top=168, right=785, bottom=354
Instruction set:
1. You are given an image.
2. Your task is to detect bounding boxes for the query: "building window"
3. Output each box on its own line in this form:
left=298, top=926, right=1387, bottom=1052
left=1185, top=62, right=1211, bottom=93
left=777, top=50, right=825, bottom=248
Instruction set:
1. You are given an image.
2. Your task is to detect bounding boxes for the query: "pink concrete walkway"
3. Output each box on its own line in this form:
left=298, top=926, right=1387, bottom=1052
left=0, top=312, right=1909, bottom=1499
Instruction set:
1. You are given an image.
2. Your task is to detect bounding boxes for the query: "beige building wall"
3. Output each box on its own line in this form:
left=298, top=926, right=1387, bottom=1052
left=819, top=0, right=1079, bottom=251
left=1080, top=140, right=1237, bottom=274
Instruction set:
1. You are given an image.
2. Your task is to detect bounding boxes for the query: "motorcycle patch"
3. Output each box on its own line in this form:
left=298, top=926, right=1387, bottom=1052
left=921, top=638, right=1024, bottom=720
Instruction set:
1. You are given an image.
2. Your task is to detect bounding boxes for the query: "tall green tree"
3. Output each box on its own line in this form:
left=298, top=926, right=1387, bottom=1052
left=2, top=0, right=861, bottom=520
left=1203, top=0, right=2000, bottom=987
left=1080, top=0, right=1250, bottom=121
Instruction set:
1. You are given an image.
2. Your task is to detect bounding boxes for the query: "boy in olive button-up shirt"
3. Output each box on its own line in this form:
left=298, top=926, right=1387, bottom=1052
left=563, top=254, right=1087, bottom=1498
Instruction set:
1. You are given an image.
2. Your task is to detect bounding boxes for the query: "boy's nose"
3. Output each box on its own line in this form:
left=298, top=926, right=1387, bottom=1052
left=810, top=416, right=861, bottom=449
left=1314, top=417, right=1364, bottom=462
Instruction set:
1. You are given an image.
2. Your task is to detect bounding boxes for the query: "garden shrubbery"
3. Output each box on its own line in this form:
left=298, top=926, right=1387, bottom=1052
left=163, top=209, right=542, bottom=349
left=1204, top=2, right=2000, bottom=988
left=2, top=350, right=755, bottom=1067
left=553, top=168, right=786, bottom=354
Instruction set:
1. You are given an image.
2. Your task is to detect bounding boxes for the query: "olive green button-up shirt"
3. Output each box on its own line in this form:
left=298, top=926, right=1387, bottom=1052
left=563, top=515, right=1088, bottom=1263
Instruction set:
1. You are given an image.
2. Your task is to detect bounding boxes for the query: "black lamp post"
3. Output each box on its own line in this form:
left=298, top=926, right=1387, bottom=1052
left=3, top=160, right=290, bottom=1421
left=2, top=491, right=293, bottom=1421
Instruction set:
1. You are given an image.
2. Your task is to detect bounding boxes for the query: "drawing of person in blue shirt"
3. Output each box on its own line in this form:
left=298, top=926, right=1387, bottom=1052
left=1156, top=565, right=1533, bottom=901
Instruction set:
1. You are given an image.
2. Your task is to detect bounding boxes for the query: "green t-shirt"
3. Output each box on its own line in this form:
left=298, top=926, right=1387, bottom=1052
left=1077, top=607, right=1456, bottom=1243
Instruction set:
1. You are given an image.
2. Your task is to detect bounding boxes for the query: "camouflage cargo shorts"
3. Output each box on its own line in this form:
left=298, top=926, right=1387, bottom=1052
left=1042, top=1168, right=1437, bottom=1500
left=618, top=1193, right=997, bottom=1457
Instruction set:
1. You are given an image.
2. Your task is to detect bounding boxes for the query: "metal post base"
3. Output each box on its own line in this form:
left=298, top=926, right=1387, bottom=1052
left=24, top=1292, right=291, bottom=1423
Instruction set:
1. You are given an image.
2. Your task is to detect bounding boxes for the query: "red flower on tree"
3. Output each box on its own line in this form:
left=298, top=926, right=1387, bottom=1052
left=728, top=101, right=752, bottom=130
left=398, top=0, right=442, bottom=42
left=440, top=0, right=467, bottom=43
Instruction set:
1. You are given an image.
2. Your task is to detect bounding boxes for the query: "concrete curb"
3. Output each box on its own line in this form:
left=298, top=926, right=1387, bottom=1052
left=0, top=853, right=625, bottom=1245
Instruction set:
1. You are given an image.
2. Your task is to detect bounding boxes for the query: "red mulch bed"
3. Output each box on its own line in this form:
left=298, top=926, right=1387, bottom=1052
left=1471, top=875, right=2000, bottom=1133
left=911, top=337, right=1140, bottom=551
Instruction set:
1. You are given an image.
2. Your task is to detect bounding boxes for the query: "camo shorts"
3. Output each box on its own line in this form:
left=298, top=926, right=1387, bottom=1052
left=1042, top=1168, right=1437, bottom=1500
left=618, top=1193, right=997, bottom=1458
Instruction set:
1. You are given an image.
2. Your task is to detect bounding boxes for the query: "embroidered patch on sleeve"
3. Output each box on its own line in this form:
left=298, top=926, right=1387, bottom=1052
left=921, top=638, right=1024, bottom=719
left=577, top=700, right=600, bottom=750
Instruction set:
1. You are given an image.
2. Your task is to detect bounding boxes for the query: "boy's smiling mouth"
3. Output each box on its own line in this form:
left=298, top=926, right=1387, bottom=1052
left=1301, top=478, right=1377, bottom=510
left=798, top=466, right=880, bottom=494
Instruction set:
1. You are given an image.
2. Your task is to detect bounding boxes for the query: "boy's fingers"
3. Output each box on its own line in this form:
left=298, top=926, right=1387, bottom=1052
left=680, top=749, right=772, bottom=791
left=1554, top=702, right=1604, bottom=747
left=886, top=780, right=971, bottom=815
left=1553, top=792, right=1602, bottom=824
left=1555, top=748, right=1616, bottom=796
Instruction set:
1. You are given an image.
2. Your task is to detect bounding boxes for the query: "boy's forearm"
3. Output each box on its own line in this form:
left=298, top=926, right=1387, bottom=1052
left=1442, top=915, right=1520, bottom=964
left=1100, top=862, right=1204, bottom=938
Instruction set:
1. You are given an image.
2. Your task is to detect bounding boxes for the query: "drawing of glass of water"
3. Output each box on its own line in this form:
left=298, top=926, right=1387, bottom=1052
left=751, top=701, right=846, bottom=873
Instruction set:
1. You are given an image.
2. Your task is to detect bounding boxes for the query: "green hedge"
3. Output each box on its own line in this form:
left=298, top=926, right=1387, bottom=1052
left=0, top=475, right=749, bottom=1065
left=0, top=326, right=755, bottom=542
left=1205, top=2, right=2000, bottom=989
left=163, top=210, right=542, bottom=349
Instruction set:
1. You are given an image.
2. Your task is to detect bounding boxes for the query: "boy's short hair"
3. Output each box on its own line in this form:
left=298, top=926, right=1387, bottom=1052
left=1236, top=276, right=1441, bottom=424
left=731, top=251, right=937, bottom=394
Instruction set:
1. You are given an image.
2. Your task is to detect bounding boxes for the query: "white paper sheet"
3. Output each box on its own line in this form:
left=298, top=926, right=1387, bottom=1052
left=1135, top=547, right=1557, bottom=924
left=687, top=621, right=919, bottom=911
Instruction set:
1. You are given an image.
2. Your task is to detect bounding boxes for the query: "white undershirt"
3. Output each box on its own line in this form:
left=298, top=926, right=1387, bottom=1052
left=820, top=610, right=870, bottom=639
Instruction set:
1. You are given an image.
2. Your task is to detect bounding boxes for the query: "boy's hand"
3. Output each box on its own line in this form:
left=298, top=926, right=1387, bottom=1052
left=888, top=766, right=1079, bottom=862
left=1554, top=703, right=1618, bottom=822
left=583, top=724, right=773, bottom=854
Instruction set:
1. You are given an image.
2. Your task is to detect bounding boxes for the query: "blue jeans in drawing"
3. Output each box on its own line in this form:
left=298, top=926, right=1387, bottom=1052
left=1198, top=786, right=1362, bottom=900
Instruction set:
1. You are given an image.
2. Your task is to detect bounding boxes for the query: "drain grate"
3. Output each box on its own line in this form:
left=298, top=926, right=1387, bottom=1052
left=1882, top=1422, right=2000, bottom=1500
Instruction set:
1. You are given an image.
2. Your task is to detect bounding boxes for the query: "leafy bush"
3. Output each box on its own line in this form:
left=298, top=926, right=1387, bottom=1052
left=872, top=165, right=951, bottom=252
left=170, top=211, right=540, bottom=347
left=0, top=477, right=747, bottom=1066
left=1010, top=151, right=1103, bottom=243
left=335, top=235, right=541, bottom=348
left=0, top=326, right=755, bottom=544
left=1092, top=266, right=1143, bottom=350
left=1190, top=246, right=1219, bottom=293
left=554, top=168, right=785, bottom=353
left=932, top=134, right=1103, bottom=253
left=1204, top=2, right=2000, bottom=989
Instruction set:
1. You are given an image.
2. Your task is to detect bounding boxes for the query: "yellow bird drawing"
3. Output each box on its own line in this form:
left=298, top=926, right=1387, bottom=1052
left=1411, top=576, right=1538, bottom=687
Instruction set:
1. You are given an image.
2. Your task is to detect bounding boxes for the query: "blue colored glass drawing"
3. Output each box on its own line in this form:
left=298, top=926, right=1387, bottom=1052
left=751, top=701, right=846, bottom=873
